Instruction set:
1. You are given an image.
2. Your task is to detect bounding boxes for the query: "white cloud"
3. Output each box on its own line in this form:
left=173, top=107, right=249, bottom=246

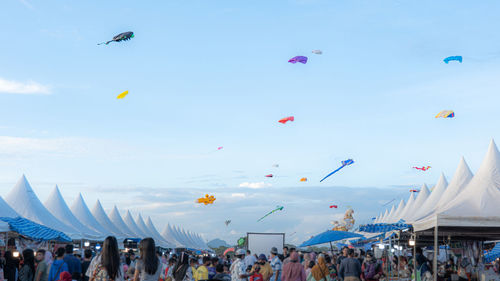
left=0, top=78, right=50, bottom=95
left=239, top=182, right=272, bottom=189
left=231, top=193, right=246, bottom=198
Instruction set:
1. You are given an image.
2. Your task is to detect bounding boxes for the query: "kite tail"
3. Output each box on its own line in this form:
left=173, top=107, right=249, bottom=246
left=97, top=40, right=113, bottom=45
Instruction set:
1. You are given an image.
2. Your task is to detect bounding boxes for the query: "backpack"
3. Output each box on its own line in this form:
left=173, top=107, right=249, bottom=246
left=363, top=262, right=377, bottom=279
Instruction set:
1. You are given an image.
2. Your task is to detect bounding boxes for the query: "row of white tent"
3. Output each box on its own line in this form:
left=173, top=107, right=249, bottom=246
left=0, top=175, right=210, bottom=250
left=374, top=139, right=500, bottom=231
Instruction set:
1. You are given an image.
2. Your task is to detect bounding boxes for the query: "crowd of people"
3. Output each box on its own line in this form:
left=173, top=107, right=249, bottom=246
left=3, top=237, right=497, bottom=281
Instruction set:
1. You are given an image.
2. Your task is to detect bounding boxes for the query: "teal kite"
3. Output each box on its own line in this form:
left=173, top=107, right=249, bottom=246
left=257, top=206, right=284, bottom=222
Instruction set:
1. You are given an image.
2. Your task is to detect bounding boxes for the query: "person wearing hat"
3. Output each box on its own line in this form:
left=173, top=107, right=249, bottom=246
left=230, top=249, right=251, bottom=281
left=253, top=255, right=272, bottom=281
left=270, top=248, right=282, bottom=281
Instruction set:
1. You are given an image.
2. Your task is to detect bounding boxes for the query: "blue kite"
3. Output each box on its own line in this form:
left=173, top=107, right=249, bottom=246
left=443, top=56, right=462, bottom=64
left=320, top=159, right=354, bottom=182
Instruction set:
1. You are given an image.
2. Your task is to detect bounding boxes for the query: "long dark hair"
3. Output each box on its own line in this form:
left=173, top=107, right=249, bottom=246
left=101, top=236, right=121, bottom=280
left=22, top=249, right=35, bottom=274
left=139, top=238, right=158, bottom=275
left=173, top=252, right=189, bottom=281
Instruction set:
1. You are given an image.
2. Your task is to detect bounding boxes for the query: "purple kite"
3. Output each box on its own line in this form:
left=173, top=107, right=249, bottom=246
left=288, top=56, right=308, bottom=64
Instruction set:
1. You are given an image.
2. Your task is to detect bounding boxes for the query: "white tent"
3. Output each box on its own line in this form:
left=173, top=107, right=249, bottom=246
left=404, top=184, right=431, bottom=222
left=187, top=231, right=202, bottom=249
left=173, top=226, right=191, bottom=247
left=381, top=205, right=396, bottom=223
left=410, top=173, right=448, bottom=222
left=192, top=232, right=208, bottom=250
left=387, top=199, right=405, bottom=224
left=379, top=209, right=389, bottom=223
left=181, top=228, right=198, bottom=248
left=108, top=206, right=138, bottom=238
left=161, top=224, right=182, bottom=248
left=196, top=234, right=209, bottom=250
left=135, top=214, right=154, bottom=239
left=91, top=200, right=126, bottom=239
left=5, top=175, right=81, bottom=239
left=432, top=157, right=473, bottom=214
left=414, top=140, right=500, bottom=231
left=145, top=217, right=174, bottom=248
left=395, top=192, right=416, bottom=222
left=44, top=186, right=103, bottom=240
left=70, top=194, right=111, bottom=238
left=0, top=196, right=20, bottom=232
left=124, top=211, right=148, bottom=239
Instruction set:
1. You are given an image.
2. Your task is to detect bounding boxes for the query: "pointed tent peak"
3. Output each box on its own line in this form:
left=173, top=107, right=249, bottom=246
left=431, top=173, right=448, bottom=192
left=474, top=139, right=500, bottom=178
left=419, top=184, right=430, bottom=196
left=455, top=157, right=473, bottom=179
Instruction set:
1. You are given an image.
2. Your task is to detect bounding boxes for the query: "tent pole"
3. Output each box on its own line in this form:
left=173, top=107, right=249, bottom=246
left=329, top=241, right=334, bottom=253
left=433, top=226, right=438, bottom=281
left=413, top=233, right=417, bottom=281
left=397, top=232, right=400, bottom=281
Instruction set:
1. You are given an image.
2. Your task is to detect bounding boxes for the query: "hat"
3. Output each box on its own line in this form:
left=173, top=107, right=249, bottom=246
left=236, top=249, right=246, bottom=256
left=258, top=254, right=267, bottom=261
left=270, top=247, right=278, bottom=254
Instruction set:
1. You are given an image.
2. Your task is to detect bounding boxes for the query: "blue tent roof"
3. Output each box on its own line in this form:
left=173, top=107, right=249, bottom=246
left=300, top=230, right=364, bottom=247
left=484, top=243, right=500, bottom=264
left=0, top=217, right=71, bottom=242
left=358, top=221, right=411, bottom=233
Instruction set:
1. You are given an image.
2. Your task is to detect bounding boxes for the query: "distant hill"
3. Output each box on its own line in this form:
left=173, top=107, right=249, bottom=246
left=207, top=238, right=231, bottom=248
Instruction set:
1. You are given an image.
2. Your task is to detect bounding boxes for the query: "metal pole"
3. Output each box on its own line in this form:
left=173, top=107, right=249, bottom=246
left=329, top=241, right=334, bottom=253
left=433, top=226, right=438, bottom=281
left=413, top=234, right=417, bottom=281
left=397, top=233, right=400, bottom=281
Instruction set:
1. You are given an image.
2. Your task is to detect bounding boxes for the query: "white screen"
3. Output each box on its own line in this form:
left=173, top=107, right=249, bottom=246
left=247, top=233, right=285, bottom=257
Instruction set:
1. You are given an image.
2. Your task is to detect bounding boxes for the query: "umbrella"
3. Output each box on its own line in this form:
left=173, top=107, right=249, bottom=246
left=299, top=230, right=364, bottom=247
left=223, top=247, right=235, bottom=256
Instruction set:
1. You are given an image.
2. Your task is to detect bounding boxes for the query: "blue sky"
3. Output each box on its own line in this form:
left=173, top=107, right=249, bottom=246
left=1, top=0, right=500, bottom=245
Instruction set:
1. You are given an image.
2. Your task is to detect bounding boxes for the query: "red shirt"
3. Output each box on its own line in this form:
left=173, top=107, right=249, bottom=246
left=250, top=273, right=264, bottom=281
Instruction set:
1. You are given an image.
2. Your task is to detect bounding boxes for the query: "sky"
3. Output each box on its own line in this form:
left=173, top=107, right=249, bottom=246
left=1, top=0, right=500, bottom=245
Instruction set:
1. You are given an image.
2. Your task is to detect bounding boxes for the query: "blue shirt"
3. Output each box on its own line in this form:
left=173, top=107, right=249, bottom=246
left=48, top=260, right=69, bottom=281
left=270, top=256, right=282, bottom=281
left=64, top=255, right=82, bottom=275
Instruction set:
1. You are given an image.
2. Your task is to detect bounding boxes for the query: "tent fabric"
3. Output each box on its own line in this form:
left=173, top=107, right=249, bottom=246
left=173, top=226, right=191, bottom=248
left=404, top=184, right=431, bottom=222
left=358, top=221, right=411, bottom=233
left=410, top=173, right=448, bottom=224
left=145, top=217, right=174, bottom=248
left=161, top=224, right=182, bottom=248
left=108, top=206, right=138, bottom=238
left=395, top=192, right=416, bottom=222
left=414, top=140, right=500, bottom=231
left=135, top=214, right=155, bottom=241
left=91, top=201, right=126, bottom=239
left=432, top=157, right=473, bottom=215
left=124, top=211, right=148, bottom=239
left=484, top=243, right=500, bottom=264
left=300, top=230, right=364, bottom=247
left=0, top=216, right=71, bottom=242
left=382, top=206, right=396, bottom=223
left=70, top=194, right=111, bottom=238
left=44, top=186, right=104, bottom=240
left=387, top=200, right=406, bottom=224
left=5, top=175, right=81, bottom=239
left=0, top=196, right=19, bottom=232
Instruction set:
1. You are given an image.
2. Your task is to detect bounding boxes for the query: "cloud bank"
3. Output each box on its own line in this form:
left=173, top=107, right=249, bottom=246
left=0, top=78, right=50, bottom=94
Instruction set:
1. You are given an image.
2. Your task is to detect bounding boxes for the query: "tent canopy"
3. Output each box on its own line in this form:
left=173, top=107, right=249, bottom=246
left=5, top=175, right=81, bottom=239
left=414, top=140, right=500, bottom=232
left=300, top=230, right=364, bottom=247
